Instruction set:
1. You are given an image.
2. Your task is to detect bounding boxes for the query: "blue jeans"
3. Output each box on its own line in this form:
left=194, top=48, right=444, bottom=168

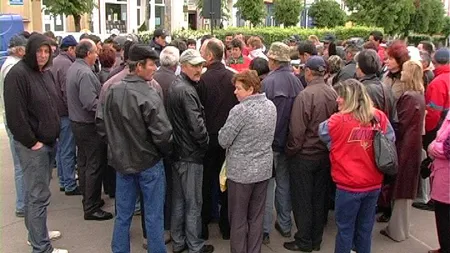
left=274, top=152, right=292, bottom=233
left=334, top=188, right=381, bottom=253
left=112, top=160, right=166, bottom=253
left=56, top=117, right=77, bottom=192
left=263, top=178, right=275, bottom=234
left=15, top=141, right=55, bottom=253
left=5, top=122, right=24, bottom=213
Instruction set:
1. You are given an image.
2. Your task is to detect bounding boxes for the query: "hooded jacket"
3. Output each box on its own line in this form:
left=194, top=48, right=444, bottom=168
left=4, top=34, right=60, bottom=148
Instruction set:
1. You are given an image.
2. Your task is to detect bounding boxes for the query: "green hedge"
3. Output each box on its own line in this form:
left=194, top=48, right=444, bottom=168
left=407, top=34, right=448, bottom=47
left=137, top=26, right=383, bottom=45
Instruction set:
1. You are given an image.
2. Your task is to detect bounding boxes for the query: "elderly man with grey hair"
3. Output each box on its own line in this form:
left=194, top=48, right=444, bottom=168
left=154, top=46, right=180, bottom=101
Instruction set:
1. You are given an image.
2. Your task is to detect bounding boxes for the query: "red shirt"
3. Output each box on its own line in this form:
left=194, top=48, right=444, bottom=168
left=227, top=55, right=251, bottom=73
left=319, top=109, right=393, bottom=192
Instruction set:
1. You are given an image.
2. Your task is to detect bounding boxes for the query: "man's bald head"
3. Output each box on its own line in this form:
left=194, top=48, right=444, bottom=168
left=205, top=38, right=224, bottom=62
left=76, top=39, right=96, bottom=59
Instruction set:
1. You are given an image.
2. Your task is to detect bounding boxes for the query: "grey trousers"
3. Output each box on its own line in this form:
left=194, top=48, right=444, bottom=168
left=171, top=161, right=205, bottom=253
left=385, top=199, right=413, bottom=242
left=228, top=179, right=269, bottom=253
left=15, top=141, right=55, bottom=253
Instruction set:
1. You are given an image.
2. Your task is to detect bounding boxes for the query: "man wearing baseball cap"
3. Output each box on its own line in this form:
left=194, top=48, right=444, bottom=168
left=0, top=34, right=27, bottom=218
left=166, top=49, right=214, bottom=253
left=285, top=56, right=338, bottom=252
left=150, top=28, right=168, bottom=56
left=50, top=35, right=80, bottom=196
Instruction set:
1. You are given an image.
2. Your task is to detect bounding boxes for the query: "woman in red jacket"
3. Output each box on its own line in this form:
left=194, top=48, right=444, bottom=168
left=319, top=79, right=395, bottom=253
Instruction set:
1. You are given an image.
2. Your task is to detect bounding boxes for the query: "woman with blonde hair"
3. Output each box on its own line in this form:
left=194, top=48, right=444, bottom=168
left=381, top=60, right=426, bottom=242
left=319, top=79, right=394, bottom=253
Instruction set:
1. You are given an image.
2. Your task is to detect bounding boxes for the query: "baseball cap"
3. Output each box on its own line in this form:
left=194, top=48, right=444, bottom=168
left=113, top=35, right=129, bottom=48
left=179, top=49, right=206, bottom=65
left=154, top=28, right=168, bottom=38
left=322, top=34, right=336, bottom=43
left=9, top=35, right=27, bottom=48
left=128, top=44, right=159, bottom=61
left=60, top=35, right=78, bottom=48
left=305, top=56, right=326, bottom=72
left=434, top=48, right=450, bottom=65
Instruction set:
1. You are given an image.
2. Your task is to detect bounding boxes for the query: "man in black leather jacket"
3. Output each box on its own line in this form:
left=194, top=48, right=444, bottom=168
left=166, top=49, right=214, bottom=253
left=96, top=44, right=173, bottom=253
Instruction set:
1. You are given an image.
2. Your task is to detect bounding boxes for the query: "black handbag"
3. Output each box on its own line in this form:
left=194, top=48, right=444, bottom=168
left=372, top=117, right=398, bottom=176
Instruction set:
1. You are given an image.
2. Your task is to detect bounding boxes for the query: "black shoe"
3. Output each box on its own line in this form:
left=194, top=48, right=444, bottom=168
left=275, top=222, right=291, bottom=237
left=173, top=245, right=188, bottom=253
left=201, top=245, right=214, bottom=253
left=283, top=241, right=312, bottom=252
left=262, top=233, right=270, bottom=245
left=65, top=187, right=82, bottom=196
left=313, top=245, right=320, bottom=251
left=59, top=187, right=65, bottom=192
left=97, top=199, right=105, bottom=208
left=412, top=201, right=435, bottom=211
left=84, top=210, right=113, bottom=221
left=201, top=223, right=209, bottom=240
left=376, top=214, right=390, bottom=223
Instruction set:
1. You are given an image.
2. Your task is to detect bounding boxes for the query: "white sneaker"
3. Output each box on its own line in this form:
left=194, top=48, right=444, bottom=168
left=52, top=249, right=68, bottom=253
left=27, top=231, right=62, bottom=246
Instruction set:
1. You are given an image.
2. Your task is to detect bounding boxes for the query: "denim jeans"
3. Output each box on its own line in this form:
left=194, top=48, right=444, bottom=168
left=5, top=121, right=24, bottom=213
left=56, top=117, right=77, bottom=192
left=171, top=161, right=204, bottom=253
left=263, top=178, right=275, bottom=234
left=334, top=188, right=381, bottom=253
left=274, top=152, right=292, bottom=233
left=15, top=141, right=55, bottom=253
left=112, top=160, right=166, bottom=253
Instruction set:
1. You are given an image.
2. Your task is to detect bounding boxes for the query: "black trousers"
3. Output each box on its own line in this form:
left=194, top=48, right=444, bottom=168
left=435, top=200, right=450, bottom=253
left=201, top=140, right=230, bottom=235
left=103, top=165, right=116, bottom=197
left=289, top=156, right=331, bottom=251
left=71, top=121, right=107, bottom=215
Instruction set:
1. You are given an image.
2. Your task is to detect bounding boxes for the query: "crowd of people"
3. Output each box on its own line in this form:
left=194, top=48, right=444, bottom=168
left=0, top=27, right=449, bottom=253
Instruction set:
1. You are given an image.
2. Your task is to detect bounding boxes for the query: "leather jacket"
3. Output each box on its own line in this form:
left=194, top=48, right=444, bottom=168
left=360, top=74, right=397, bottom=123
left=96, top=74, right=173, bottom=174
left=166, top=73, right=209, bottom=164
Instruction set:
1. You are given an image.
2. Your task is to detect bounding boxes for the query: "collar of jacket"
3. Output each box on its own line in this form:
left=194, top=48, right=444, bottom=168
left=159, top=65, right=176, bottom=74
left=306, top=77, right=326, bottom=86
left=434, top=64, right=450, bottom=77
left=75, top=58, right=90, bottom=68
left=346, top=60, right=356, bottom=66
left=180, top=72, right=199, bottom=86
left=359, top=74, right=379, bottom=83
left=206, top=61, right=226, bottom=70
left=387, top=69, right=401, bottom=80
left=269, top=65, right=292, bottom=75
left=228, top=55, right=244, bottom=65
left=123, top=74, right=147, bottom=83
left=241, top=93, right=267, bottom=103
left=59, top=51, right=76, bottom=62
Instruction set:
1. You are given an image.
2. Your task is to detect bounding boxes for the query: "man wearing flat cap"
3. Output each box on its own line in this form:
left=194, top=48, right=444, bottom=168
left=285, top=56, right=338, bottom=252
left=0, top=34, right=27, bottom=218
left=97, top=44, right=173, bottom=253
left=261, top=42, right=302, bottom=243
left=51, top=35, right=80, bottom=196
left=166, top=49, right=214, bottom=253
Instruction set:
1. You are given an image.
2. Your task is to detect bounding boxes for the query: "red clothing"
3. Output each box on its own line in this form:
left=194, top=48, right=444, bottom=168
left=425, top=65, right=450, bottom=132
left=319, top=109, right=392, bottom=192
left=377, top=46, right=385, bottom=63
left=242, top=46, right=250, bottom=56
left=227, top=55, right=251, bottom=73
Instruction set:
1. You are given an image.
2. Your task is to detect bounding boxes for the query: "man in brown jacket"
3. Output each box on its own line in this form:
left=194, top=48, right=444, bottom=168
left=284, top=56, right=338, bottom=252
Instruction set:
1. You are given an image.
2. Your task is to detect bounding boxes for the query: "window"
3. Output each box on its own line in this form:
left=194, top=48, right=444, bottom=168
left=137, top=9, right=141, bottom=26
left=137, top=0, right=141, bottom=7
left=155, top=0, right=164, bottom=4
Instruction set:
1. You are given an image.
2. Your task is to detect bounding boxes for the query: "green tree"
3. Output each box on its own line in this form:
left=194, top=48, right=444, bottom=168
left=273, top=0, right=303, bottom=27
left=442, top=16, right=450, bottom=39
left=427, top=0, right=446, bottom=35
left=308, top=0, right=346, bottom=28
left=43, top=0, right=95, bottom=32
left=407, top=0, right=432, bottom=34
left=345, top=0, right=416, bottom=35
left=234, top=0, right=266, bottom=27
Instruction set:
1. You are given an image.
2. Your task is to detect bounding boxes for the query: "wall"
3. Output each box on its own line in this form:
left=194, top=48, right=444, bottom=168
left=0, top=0, right=42, bottom=31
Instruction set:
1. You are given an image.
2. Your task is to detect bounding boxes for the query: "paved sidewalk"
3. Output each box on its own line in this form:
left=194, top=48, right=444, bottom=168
left=0, top=126, right=440, bottom=253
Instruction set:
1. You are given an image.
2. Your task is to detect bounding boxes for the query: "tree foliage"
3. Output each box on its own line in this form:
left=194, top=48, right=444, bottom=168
left=345, top=0, right=416, bottom=35
left=426, top=0, right=446, bottom=35
left=407, top=0, right=446, bottom=35
left=308, top=0, right=346, bottom=28
left=273, top=0, right=303, bottom=27
left=442, top=16, right=450, bottom=38
left=43, top=0, right=95, bottom=32
left=234, top=0, right=266, bottom=27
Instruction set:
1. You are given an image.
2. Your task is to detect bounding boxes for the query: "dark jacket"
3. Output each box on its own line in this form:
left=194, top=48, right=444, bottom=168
left=107, top=63, right=126, bottom=81
left=4, top=34, right=60, bottom=148
left=333, top=60, right=356, bottom=85
left=149, top=39, right=165, bottom=57
left=262, top=65, right=303, bottom=152
left=423, top=69, right=434, bottom=90
left=96, top=75, right=173, bottom=174
left=50, top=51, right=76, bottom=117
left=360, top=74, right=396, bottom=121
left=394, top=91, right=426, bottom=199
left=286, top=78, right=338, bottom=159
left=166, top=73, right=209, bottom=163
left=153, top=66, right=177, bottom=102
left=197, top=61, right=238, bottom=145
left=98, top=68, right=112, bottom=85
left=66, top=59, right=102, bottom=123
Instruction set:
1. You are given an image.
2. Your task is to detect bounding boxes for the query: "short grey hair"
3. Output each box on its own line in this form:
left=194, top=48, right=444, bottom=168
left=7, top=46, right=25, bottom=56
left=160, top=46, right=180, bottom=67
